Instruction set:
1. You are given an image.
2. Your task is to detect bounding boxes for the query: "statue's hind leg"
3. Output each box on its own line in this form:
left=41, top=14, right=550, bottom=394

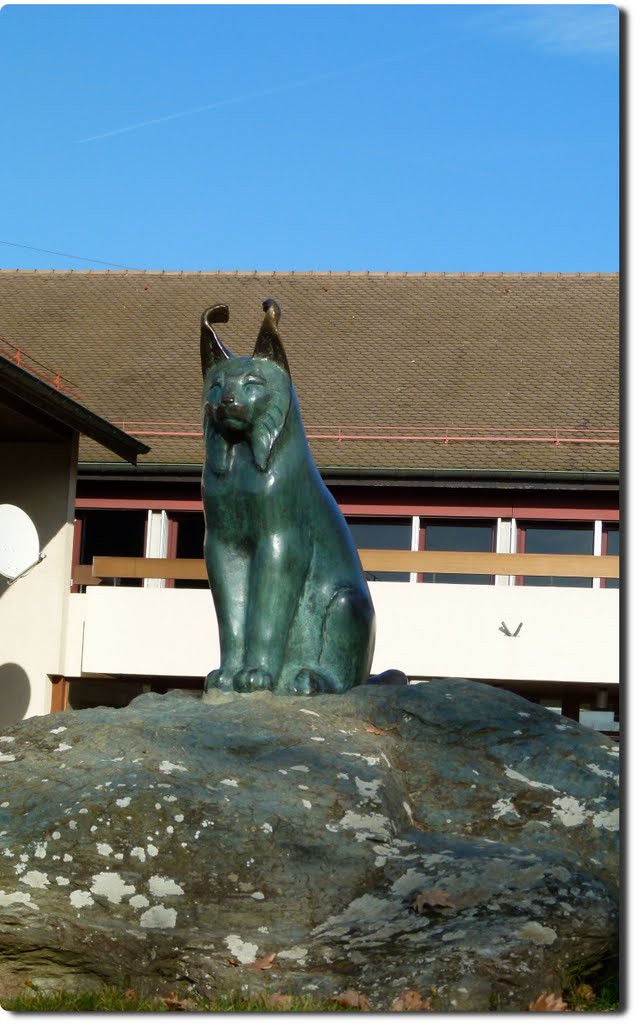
left=290, top=586, right=375, bottom=695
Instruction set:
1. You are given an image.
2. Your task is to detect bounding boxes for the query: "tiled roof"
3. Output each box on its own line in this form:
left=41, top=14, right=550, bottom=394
left=0, top=270, right=619, bottom=476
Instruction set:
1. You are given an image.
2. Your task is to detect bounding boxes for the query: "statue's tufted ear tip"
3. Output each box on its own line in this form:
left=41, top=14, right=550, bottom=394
left=200, top=303, right=233, bottom=377
left=254, top=298, right=290, bottom=376
left=262, top=298, right=282, bottom=323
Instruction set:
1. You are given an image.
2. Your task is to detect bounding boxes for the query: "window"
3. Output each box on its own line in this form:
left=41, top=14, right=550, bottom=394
left=170, top=512, right=208, bottom=589
left=345, top=516, right=412, bottom=582
left=604, top=525, right=619, bottom=590
left=420, top=519, right=495, bottom=585
left=79, top=510, right=146, bottom=587
left=517, top=522, right=594, bottom=588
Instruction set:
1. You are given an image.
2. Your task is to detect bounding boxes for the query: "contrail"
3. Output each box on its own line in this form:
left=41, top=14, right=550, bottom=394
left=74, top=50, right=418, bottom=143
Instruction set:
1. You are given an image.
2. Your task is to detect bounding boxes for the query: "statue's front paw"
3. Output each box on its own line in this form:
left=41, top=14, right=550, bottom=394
left=234, top=667, right=274, bottom=692
left=204, top=668, right=237, bottom=692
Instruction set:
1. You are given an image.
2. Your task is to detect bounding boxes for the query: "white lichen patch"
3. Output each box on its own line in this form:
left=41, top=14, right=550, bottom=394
left=592, top=808, right=619, bottom=831
left=115, top=797, right=131, bottom=808
left=551, top=796, right=589, bottom=827
left=70, top=890, right=95, bottom=908
left=301, top=799, right=312, bottom=809
left=297, top=784, right=309, bottom=790
left=54, top=743, right=72, bottom=753
left=129, top=894, right=150, bottom=909
left=173, top=814, right=184, bottom=822
left=159, top=761, right=188, bottom=774
left=493, top=798, right=521, bottom=820
left=311, top=736, right=325, bottom=742
left=96, top=843, right=113, bottom=856
left=140, top=904, right=177, bottom=929
left=354, top=777, right=382, bottom=804
left=90, top=872, right=136, bottom=903
left=441, top=930, right=467, bottom=942
left=277, top=946, right=308, bottom=963
left=224, top=935, right=258, bottom=964
left=55, top=877, right=70, bottom=886
left=504, top=767, right=559, bottom=793
left=341, top=752, right=380, bottom=767
left=20, top=871, right=49, bottom=889
left=586, top=763, right=618, bottom=781
left=517, top=712, right=531, bottom=718
left=337, top=772, right=349, bottom=780
left=34, top=843, right=47, bottom=859
left=518, top=921, right=557, bottom=945
left=0, top=736, right=15, bottom=742
left=68, top=821, right=78, bottom=830
left=220, top=779, right=238, bottom=787
left=299, top=709, right=320, bottom=717
left=251, top=891, right=265, bottom=900
left=289, top=765, right=310, bottom=772
left=402, top=802, right=414, bottom=822
left=0, top=890, right=37, bottom=908
left=49, top=726, right=67, bottom=734
left=51, top=831, right=61, bottom=840
left=260, top=823, right=273, bottom=834
left=0, top=754, right=16, bottom=762
left=338, top=810, right=392, bottom=840
left=163, top=795, right=177, bottom=802
left=146, top=844, right=159, bottom=857
left=148, top=875, right=184, bottom=897
left=63, top=853, right=73, bottom=863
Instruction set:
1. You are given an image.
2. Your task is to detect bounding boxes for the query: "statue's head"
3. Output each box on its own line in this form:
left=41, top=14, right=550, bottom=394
left=200, top=299, right=292, bottom=471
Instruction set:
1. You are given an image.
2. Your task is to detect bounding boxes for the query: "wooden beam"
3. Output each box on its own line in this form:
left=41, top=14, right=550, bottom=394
left=72, top=564, right=103, bottom=586
left=92, top=552, right=620, bottom=581
left=50, top=676, right=69, bottom=713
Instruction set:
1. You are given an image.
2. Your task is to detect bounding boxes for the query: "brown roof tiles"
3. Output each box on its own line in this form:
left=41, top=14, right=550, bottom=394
left=0, top=270, right=618, bottom=476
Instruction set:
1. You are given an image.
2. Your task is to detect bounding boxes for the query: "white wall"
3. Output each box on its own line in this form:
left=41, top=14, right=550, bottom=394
left=0, top=439, right=77, bottom=725
left=67, top=579, right=619, bottom=685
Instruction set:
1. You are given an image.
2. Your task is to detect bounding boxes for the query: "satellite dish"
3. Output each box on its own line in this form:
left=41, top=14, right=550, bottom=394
left=0, top=504, right=44, bottom=583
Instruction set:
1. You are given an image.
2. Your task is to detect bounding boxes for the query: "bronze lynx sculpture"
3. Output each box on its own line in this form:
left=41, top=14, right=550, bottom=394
left=200, top=299, right=376, bottom=695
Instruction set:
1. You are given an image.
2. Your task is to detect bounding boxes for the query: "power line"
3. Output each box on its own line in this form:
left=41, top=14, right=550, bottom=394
left=0, top=239, right=140, bottom=270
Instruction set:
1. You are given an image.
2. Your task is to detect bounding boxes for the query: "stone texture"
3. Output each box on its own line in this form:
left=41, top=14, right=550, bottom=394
left=0, top=681, right=619, bottom=1011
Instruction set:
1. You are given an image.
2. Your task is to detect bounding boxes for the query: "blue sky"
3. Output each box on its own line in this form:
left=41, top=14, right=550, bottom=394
left=0, top=3, right=619, bottom=272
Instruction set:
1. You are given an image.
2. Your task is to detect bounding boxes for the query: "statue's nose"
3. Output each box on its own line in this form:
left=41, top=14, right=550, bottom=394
left=220, top=391, right=237, bottom=407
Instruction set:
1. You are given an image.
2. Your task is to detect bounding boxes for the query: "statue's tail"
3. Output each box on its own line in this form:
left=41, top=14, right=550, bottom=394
left=367, top=669, right=409, bottom=686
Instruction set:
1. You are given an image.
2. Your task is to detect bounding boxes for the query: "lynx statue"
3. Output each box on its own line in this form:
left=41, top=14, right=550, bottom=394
left=200, top=299, right=376, bottom=695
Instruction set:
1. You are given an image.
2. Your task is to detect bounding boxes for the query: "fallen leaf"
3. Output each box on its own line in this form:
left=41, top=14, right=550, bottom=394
left=162, top=991, right=198, bottom=1011
left=573, top=983, right=596, bottom=1003
left=528, top=992, right=569, bottom=1011
left=222, top=956, right=240, bottom=967
left=410, top=889, right=455, bottom=912
left=252, top=952, right=277, bottom=970
left=364, top=724, right=387, bottom=735
left=124, top=988, right=139, bottom=999
left=390, top=989, right=432, bottom=1011
left=261, top=992, right=293, bottom=1009
left=331, top=989, right=371, bottom=1009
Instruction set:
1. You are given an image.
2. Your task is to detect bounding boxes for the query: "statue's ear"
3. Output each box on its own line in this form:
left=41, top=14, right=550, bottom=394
left=201, top=304, right=234, bottom=377
left=253, top=298, right=290, bottom=377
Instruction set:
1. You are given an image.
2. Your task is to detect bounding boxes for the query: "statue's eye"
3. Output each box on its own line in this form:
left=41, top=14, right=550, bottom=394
left=209, top=382, right=222, bottom=400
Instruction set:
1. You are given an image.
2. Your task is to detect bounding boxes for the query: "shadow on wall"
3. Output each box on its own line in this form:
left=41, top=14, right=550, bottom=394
left=0, top=663, right=31, bottom=727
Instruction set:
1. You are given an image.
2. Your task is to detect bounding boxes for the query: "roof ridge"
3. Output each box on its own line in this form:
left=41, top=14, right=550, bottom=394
left=0, top=269, right=619, bottom=278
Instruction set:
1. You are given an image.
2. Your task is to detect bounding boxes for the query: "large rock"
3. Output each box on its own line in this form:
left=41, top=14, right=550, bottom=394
left=0, top=681, right=619, bottom=1011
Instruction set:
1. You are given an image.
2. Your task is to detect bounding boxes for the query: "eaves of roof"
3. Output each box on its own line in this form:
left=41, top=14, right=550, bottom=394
left=0, top=355, right=150, bottom=465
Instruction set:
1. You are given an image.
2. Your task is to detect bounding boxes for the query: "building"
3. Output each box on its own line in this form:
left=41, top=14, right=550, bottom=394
left=0, top=270, right=619, bottom=729
left=0, top=348, right=147, bottom=726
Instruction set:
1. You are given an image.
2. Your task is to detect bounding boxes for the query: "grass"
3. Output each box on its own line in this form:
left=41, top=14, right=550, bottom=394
left=1, top=986, right=360, bottom=1013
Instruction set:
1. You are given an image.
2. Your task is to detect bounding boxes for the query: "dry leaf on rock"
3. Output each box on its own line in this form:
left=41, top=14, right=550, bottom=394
left=162, top=991, right=198, bottom=1011
left=221, top=956, right=240, bottom=967
left=261, top=992, right=293, bottom=1009
left=390, top=989, right=432, bottom=1011
left=331, top=989, right=371, bottom=1009
left=410, top=889, right=455, bottom=912
left=364, top=724, right=387, bottom=735
left=572, top=983, right=596, bottom=1003
left=252, top=952, right=277, bottom=970
left=528, top=992, right=569, bottom=1011
left=124, top=988, right=138, bottom=1000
